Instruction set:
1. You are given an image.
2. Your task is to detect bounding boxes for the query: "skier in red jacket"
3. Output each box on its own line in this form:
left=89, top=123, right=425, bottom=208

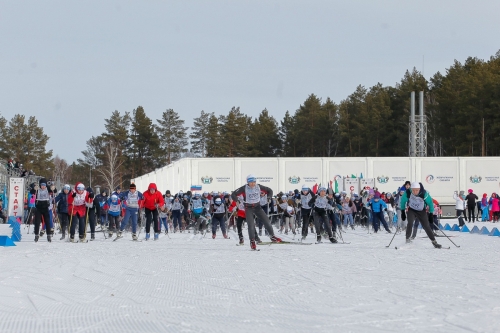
left=142, top=183, right=165, bottom=240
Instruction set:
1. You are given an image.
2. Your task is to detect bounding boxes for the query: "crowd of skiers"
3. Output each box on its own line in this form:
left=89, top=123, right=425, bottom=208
left=23, top=175, right=459, bottom=249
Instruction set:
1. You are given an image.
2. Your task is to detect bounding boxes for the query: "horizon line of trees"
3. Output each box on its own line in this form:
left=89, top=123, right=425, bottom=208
left=1, top=50, right=499, bottom=191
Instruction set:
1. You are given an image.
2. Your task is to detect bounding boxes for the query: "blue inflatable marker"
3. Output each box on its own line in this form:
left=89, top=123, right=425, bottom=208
left=439, top=223, right=444, bottom=230
left=444, top=223, right=451, bottom=231
left=470, top=226, right=480, bottom=234
left=8, top=217, right=22, bottom=242
left=488, top=228, right=500, bottom=236
left=451, top=224, right=460, bottom=231
left=0, top=235, right=16, bottom=247
left=480, top=227, right=490, bottom=235
left=461, top=225, right=470, bottom=233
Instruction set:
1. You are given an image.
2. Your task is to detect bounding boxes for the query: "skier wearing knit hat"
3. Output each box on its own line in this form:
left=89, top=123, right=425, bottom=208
left=399, top=182, right=442, bottom=248
left=231, top=174, right=282, bottom=250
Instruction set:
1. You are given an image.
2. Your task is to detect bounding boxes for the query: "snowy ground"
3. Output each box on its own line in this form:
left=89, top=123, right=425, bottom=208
left=0, top=219, right=499, bottom=333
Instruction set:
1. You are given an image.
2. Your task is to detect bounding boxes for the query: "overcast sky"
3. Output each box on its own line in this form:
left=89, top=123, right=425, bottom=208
left=1, top=0, right=499, bottom=164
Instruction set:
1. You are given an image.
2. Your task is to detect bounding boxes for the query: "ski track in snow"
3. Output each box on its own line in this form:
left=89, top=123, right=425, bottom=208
left=0, top=221, right=499, bottom=333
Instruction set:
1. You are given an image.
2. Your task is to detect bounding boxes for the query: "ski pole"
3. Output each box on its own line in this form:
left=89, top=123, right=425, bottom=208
left=385, top=226, right=399, bottom=248
left=437, top=228, right=461, bottom=248
left=67, top=200, right=74, bottom=242
left=84, top=206, right=90, bottom=240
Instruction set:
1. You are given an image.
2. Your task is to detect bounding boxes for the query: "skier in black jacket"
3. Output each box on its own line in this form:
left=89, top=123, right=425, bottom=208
left=465, top=189, right=478, bottom=222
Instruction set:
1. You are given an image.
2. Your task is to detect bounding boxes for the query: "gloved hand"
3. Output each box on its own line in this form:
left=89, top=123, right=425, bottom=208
left=72, top=192, right=77, bottom=198
left=89, top=193, right=94, bottom=199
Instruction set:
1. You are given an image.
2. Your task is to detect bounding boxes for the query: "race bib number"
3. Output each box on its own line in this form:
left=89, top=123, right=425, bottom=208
left=409, top=195, right=424, bottom=211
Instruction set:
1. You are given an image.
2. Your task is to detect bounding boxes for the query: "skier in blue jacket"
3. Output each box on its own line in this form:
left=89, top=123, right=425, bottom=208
left=369, top=193, right=391, bottom=233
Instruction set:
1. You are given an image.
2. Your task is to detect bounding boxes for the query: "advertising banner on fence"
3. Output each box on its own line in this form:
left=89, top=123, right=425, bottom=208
left=8, top=177, right=24, bottom=218
left=283, top=160, right=322, bottom=192
left=419, top=159, right=459, bottom=200
left=463, top=158, right=500, bottom=196
left=372, top=159, right=410, bottom=194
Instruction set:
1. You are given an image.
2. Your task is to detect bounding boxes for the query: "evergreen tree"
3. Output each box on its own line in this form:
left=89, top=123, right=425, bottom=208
left=190, top=110, right=211, bottom=157
left=129, top=106, right=162, bottom=177
left=205, top=114, right=223, bottom=157
left=0, top=114, right=53, bottom=175
left=321, top=98, right=339, bottom=157
left=248, top=109, right=281, bottom=157
left=103, top=110, right=131, bottom=187
left=219, top=107, right=251, bottom=157
left=337, top=86, right=367, bottom=156
left=279, top=111, right=296, bottom=157
left=156, top=109, right=189, bottom=164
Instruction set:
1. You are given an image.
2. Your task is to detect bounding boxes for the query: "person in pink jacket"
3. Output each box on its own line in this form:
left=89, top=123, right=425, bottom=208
left=489, top=193, right=499, bottom=222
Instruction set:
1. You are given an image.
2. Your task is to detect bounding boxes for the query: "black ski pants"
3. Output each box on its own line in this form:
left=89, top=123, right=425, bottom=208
left=34, top=207, right=51, bottom=236
left=145, top=208, right=160, bottom=234
left=467, top=206, right=475, bottom=222
left=301, top=208, right=312, bottom=237
left=70, top=213, right=86, bottom=239
left=58, top=213, right=69, bottom=235
left=87, top=209, right=96, bottom=235
left=313, top=210, right=333, bottom=239
left=406, top=209, right=436, bottom=241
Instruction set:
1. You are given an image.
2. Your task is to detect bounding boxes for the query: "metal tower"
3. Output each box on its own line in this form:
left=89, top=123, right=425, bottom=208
left=409, top=91, right=427, bottom=157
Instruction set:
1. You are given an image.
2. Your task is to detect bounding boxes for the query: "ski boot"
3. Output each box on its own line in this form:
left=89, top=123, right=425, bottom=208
left=71, top=236, right=77, bottom=243
left=250, top=240, right=257, bottom=250
left=60, top=232, right=65, bottom=240
left=212, top=233, right=216, bottom=239
left=154, top=233, right=159, bottom=241
left=223, top=233, right=229, bottom=239
left=90, top=233, right=95, bottom=241
left=350, top=224, right=355, bottom=230
left=239, top=237, right=244, bottom=245
left=330, top=236, right=338, bottom=243
left=316, top=235, right=322, bottom=243
left=40, top=230, right=45, bottom=237
left=79, top=237, right=86, bottom=243
left=165, top=230, right=168, bottom=235
left=145, top=233, right=150, bottom=241
left=386, top=229, right=392, bottom=234
left=108, top=231, right=113, bottom=238
left=270, top=235, right=282, bottom=243
left=432, top=240, right=442, bottom=249
left=284, top=230, right=288, bottom=235
left=47, top=234, right=52, bottom=242
left=34, top=235, right=39, bottom=242
left=301, top=235, right=307, bottom=241
left=132, top=233, right=138, bottom=241
left=406, top=238, right=412, bottom=244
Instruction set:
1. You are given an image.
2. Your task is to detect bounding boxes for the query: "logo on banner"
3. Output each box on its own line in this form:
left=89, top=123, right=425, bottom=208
left=376, top=175, right=389, bottom=184
left=426, top=175, right=435, bottom=184
left=469, top=175, right=482, bottom=184
left=288, top=176, right=301, bottom=184
left=349, top=186, right=355, bottom=191
left=201, top=176, right=213, bottom=184
left=333, top=175, right=342, bottom=181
